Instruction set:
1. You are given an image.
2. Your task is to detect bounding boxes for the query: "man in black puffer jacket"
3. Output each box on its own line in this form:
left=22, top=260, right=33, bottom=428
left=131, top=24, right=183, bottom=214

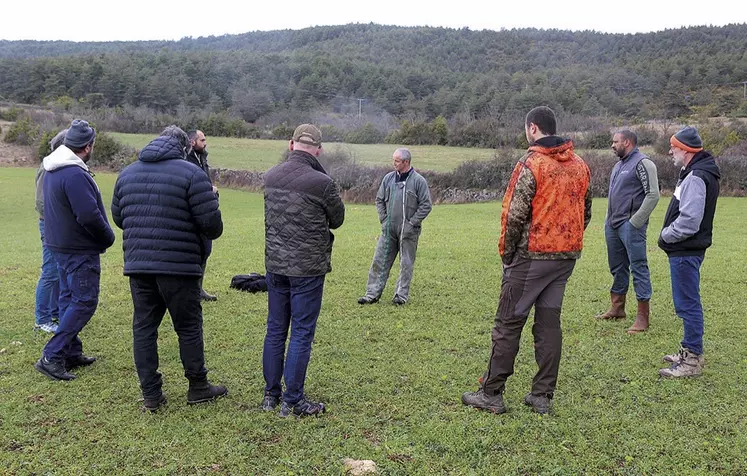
left=262, top=124, right=345, bottom=418
left=111, top=126, right=227, bottom=412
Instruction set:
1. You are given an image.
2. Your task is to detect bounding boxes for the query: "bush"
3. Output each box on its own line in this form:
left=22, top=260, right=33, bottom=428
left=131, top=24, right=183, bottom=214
left=344, top=123, right=385, bottom=144
left=0, top=106, right=23, bottom=121
left=36, top=129, right=60, bottom=160
left=88, top=132, right=138, bottom=170
left=271, top=124, right=295, bottom=141
left=3, top=116, right=40, bottom=146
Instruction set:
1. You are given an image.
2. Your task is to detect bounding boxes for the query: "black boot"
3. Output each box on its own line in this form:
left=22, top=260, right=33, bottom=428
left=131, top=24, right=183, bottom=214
left=143, top=393, right=168, bottom=413
left=198, top=277, right=217, bottom=302
left=187, top=381, right=228, bottom=405
left=65, top=354, right=97, bottom=370
left=35, top=356, right=76, bottom=381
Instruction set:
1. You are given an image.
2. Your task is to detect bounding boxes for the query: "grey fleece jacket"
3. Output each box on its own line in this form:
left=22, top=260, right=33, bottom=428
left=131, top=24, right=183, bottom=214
left=375, top=169, right=432, bottom=233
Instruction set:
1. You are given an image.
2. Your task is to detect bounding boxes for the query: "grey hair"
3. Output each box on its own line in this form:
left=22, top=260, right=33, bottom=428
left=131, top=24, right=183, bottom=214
left=394, top=148, right=412, bottom=162
left=160, top=125, right=190, bottom=151
left=616, top=129, right=638, bottom=147
left=49, top=128, right=68, bottom=152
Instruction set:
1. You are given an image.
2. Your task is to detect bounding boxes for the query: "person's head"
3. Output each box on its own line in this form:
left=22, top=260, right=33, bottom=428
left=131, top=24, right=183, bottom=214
left=63, top=120, right=96, bottom=162
left=289, top=124, right=323, bottom=157
left=525, top=106, right=557, bottom=144
left=188, top=130, right=207, bottom=153
left=611, top=130, right=638, bottom=159
left=161, top=125, right=190, bottom=158
left=669, top=126, right=703, bottom=168
left=392, top=148, right=412, bottom=173
left=49, top=128, right=68, bottom=152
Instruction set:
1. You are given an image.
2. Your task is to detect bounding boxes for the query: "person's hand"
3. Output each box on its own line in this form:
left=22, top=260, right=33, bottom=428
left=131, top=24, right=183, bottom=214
left=212, top=186, right=218, bottom=194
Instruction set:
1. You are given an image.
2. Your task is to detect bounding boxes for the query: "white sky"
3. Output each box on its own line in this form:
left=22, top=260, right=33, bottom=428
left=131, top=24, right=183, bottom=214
left=4, top=0, right=746, bottom=42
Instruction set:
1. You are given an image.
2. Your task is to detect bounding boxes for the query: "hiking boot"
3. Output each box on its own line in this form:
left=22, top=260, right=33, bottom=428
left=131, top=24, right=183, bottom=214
left=524, top=393, right=552, bottom=414
left=357, top=296, right=379, bottom=305
left=34, top=322, right=59, bottom=334
left=142, top=394, right=167, bottom=413
left=663, top=350, right=704, bottom=366
left=392, top=295, right=407, bottom=305
left=626, top=300, right=650, bottom=334
left=659, top=348, right=703, bottom=378
left=595, top=292, right=627, bottom=320
left=200, top=289, right=218, bottom=302
left=262, top=393, right=281, bottom=412
left=461, top=389, right=506, bottom=414
left=187, top=382, right=228, bottom=404
left=279, top=398, right=326, bottom=418
left=65, top=354, right=97, bottom=370
left=35, top=356, right=76, bottom=381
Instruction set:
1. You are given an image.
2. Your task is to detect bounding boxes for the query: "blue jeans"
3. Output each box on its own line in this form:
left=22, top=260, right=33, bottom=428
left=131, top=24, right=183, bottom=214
left=43, top=253, right=101, bottom=362
left=669, top=255, right=705, bottom=355
left=263, top=272, right=325, bottom=405
left=605, top=220, right=652, bottom=301
left=35, top=219, right=59, bottom=325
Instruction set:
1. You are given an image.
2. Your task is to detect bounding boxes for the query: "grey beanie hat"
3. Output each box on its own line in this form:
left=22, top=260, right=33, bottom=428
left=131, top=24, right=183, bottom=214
left=63, top=119, right=96, bottom=149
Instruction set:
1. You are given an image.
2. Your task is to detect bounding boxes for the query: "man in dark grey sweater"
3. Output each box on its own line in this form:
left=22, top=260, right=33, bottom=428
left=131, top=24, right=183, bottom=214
left=596, top=130, right=659, bottom=334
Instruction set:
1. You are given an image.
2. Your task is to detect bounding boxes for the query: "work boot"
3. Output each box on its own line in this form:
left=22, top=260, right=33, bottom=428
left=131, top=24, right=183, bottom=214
left=187, top=381, right=228, bottom=404
left=659, top=348, right=703, bottom=378
left=279, top=398, right=326, bottom=418
left=65, top=354, right=97, bottom=370
left=626, top=300, right=650, bottom=334
left=392, top=294, right=407, bottom=305
left=35, top=356, right=76, bottom=381
left=663, top=349, right=705, bottom=366
left=142, top=394, right=167, bottom=413
left=595, top=292, right=627, bottom=320
left=262, top=393, right=281, bottom=412
left=461, top=389, right=506, bottom=414
left=357, top=296, right=379, bottom=305
left=198, top=277, right=217, bottom=302
left=523, top=393, right=552, bottom=414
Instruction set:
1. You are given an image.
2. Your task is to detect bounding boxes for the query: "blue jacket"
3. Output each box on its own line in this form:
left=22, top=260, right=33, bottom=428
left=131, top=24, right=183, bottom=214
left=111, top=136, right=223, bottom=276
left=42, top=145, right=115, bottom=255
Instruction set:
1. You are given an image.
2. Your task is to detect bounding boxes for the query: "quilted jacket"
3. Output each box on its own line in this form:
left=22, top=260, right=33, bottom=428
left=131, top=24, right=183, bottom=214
left=264, top=151, right=345, bottom=276
left=111, top=135, right=223, bottom=276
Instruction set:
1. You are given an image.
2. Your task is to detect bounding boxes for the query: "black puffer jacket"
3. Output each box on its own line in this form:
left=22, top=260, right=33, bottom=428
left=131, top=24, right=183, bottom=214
left=111, top=136, right=223, bottom=276
left=264, top=151, right=345, bottom=276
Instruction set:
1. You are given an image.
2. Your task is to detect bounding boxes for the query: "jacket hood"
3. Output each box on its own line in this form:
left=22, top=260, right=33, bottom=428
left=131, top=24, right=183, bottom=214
left=42, top=144, right=89, bottom=172
left=528, top=136, right=575, bottom=162
left=685, top=150, right=721, bottom=180
left=139, top=136, right=186, bottom=163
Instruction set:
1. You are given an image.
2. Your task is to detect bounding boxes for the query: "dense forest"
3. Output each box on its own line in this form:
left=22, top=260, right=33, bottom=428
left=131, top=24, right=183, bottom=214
left=2, top=23, right=747, bottom=125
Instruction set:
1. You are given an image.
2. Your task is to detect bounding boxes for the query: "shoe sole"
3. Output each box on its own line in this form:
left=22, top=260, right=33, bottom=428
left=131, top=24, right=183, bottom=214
left=461, top=397, right=506, bottom=414
left=34, top=362, right=75, bottom=381
left=187, top=390, right=228, bottom=405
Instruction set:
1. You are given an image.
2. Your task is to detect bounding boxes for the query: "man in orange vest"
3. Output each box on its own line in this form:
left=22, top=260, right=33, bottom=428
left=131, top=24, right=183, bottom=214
left=462, top=106, right=592, bottom=415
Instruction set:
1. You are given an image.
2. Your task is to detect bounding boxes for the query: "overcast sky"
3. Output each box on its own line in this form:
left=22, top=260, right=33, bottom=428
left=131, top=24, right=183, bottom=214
left=4, top=0, right=746, bottom=42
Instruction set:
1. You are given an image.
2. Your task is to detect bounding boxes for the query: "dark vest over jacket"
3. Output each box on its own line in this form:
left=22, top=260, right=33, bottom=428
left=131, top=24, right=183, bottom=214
left=111, top=136, right=223, bottom=276
left=264, top=151, right=345, bottom=276
left=607, top=148, right=647, bottom=229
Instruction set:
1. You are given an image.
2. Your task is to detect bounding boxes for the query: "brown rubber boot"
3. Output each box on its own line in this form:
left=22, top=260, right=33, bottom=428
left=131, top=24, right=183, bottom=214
left=626, top=300, right=650, bottom=334
left=595, top=292, right=627, bottom=320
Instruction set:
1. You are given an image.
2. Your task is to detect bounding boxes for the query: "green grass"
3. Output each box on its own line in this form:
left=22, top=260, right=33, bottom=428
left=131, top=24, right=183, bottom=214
left=110, top=133, right=497, bottom=173
left=1, top=166, right=746, bottom=474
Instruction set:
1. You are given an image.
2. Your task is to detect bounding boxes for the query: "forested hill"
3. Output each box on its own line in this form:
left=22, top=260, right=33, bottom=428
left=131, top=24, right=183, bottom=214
left=2, top=23, right=746, bottom=120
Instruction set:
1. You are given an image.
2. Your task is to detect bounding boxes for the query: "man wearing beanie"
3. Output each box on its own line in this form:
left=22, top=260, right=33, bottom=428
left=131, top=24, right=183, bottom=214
left=32, top=128, right=67, bottom=334
left=112, top=125, right=227, bottom=412
left=658, top=126, right=720, bottom=378
left=596, top=130, right=659, bottom=334
left=34, top=119, right=116, bottom=381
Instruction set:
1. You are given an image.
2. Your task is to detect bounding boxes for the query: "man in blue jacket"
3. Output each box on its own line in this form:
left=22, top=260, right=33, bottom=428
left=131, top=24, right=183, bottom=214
left=658, top=126, right=720, bottom=378
left=112, top=126, right=226, bottom=411
left=34, top=120, right=115, bottom=381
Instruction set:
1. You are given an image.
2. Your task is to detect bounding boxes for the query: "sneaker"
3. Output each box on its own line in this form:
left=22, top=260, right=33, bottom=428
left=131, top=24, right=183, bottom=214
left=461, top=389, right=506, bottom=414
left=392, top=295, right=407, bottom=305
left=34, top=322, right=58, bottom=334
left=659, top=348, right=703, bottom=378
left=357, top=296, right=379, bottom=305
left=279, top=398, right=326, bottom=418
left=663, top=350, right=705, bottom=367
left=35, top=356, right=76, bottom=381
left=187, top=382, right=228, bottom=405
left=262, top=393, right=281, bottom=412
left=523, top=393, right=552, bottom=414
left=142, top=394, right=167, bottom=413
left=65, top=354, right=97, bottom=370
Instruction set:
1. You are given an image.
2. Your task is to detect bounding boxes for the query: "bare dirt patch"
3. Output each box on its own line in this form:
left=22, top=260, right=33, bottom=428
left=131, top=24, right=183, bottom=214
left=0, top=120, right=36, bottom=166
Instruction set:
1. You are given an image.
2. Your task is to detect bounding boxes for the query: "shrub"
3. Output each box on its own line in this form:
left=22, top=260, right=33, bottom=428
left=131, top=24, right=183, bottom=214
left=88, top=132, right=138, bottom=170
left=0, top=106, right=23, bottom=121
left=343, top=123, right=385, bottom=144
left=3, top=116, right=40, bottom=146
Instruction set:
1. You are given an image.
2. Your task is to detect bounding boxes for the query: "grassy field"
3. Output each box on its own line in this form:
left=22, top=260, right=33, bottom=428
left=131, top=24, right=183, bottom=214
left=1, top=167, right=746, bottom=474
left=110, top=133, right=497, bottom=173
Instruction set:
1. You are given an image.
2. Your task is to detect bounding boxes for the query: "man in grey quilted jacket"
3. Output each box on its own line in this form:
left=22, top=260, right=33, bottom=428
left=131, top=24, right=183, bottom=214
left=358, top=148, right=432, bottom=305
left=261, top=124, right=345, bottom=418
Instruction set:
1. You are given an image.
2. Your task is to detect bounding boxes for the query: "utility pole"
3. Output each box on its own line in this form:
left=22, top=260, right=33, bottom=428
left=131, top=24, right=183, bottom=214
left=357, top=98, right=365, bottom=118
left=743, top=81, right=746, bottom=100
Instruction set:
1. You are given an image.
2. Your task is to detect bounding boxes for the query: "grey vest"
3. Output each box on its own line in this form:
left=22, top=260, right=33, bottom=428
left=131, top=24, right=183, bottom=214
left=607, top=148, right=647, bottom=229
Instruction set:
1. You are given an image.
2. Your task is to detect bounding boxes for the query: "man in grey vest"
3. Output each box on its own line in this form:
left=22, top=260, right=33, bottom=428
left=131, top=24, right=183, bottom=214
left=596, top=130, right=659, bottom=334
left=358, top=148, right=432, bottom=305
